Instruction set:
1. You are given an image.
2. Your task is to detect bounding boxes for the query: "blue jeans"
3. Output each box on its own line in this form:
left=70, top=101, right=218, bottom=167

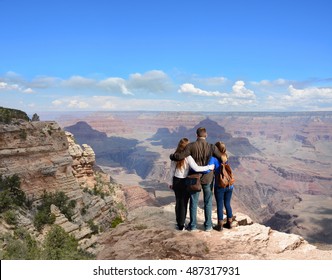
left=214, top=185, right=233, bottom=221
left=188, top=183, right=213, bottom=230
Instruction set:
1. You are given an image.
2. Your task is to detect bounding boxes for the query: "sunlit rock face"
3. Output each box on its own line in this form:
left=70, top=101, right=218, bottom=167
left=96, top=203, right=332, bottom=260
left=0, top=120, right=77, bottom=197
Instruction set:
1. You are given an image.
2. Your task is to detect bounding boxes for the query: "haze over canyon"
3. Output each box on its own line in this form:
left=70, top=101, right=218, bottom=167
left=42, top=110, right=332, bottom=249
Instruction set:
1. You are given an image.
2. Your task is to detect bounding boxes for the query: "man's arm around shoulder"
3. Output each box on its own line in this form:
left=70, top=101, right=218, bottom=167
left=169, top=143, right=192, bottom=161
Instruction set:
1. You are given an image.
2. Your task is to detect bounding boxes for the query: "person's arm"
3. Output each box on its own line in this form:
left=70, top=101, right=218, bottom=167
left=208, top=156, right=217, bottom=165
left=202, top=156, right=217, bottom=174
left=169, top=143, right=191, bottom=161
left=186, top=156, right=214, bottom=172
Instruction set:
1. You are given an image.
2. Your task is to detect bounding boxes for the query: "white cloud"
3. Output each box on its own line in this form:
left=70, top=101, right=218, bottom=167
left=0, top=81, right=35, bottom=93
left=67, top=100, right=89, bottom=109
left=1, top=71, right=173, bottom=97
left=265, top=85, right=332, bottom=110
left=232, top=81, right=256, bottom=98
left=52, top=100, right=63, bottom=106
left=0, top=82, right=20, bottom=90
left=287, top=85, right=332, bottom=100
left=23, top=88, right=35, bottom=94
left=63, top=70, right=173, bottom=96
left=98, top=77, right=132, bottom=95
left=62, top=76, right=96, bottom=88
left=218, top=98, right=256, bottom=106
left=90, top=95, right=184, bottom=111
left=52, top=98, right=90, bottom=109
left=251, top=78, right=289, bottom=87
left=128, top=70, right=172, bottom=94
left=178, top=83, right=227, bottom=97
left=3, top=71, right=25, bottom=84
left=2, top=71, right=332, bottom=112
left=30, top=76, right=61, bottom=88
left=179, top=81, right=257, bottom=108
left=101, top=101, right=114, bottom=109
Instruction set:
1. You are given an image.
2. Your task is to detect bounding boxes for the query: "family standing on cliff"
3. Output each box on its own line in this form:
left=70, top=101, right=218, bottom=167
left=169, top=127, right=234, bottom=232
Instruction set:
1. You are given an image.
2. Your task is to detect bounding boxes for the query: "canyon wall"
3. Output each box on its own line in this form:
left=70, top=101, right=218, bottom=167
left=0, top=120, right=76, bottom=198
left=0, top=119, right=126, bottom=254
left=1, top=109, right=332, bottom=259
left=51, top=111, right=332, bottom=247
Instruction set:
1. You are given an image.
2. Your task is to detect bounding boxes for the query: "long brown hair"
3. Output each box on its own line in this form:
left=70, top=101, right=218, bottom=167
left=215, top=141, right=228, bottom=163
left=175, top=138, right=189, bottom=169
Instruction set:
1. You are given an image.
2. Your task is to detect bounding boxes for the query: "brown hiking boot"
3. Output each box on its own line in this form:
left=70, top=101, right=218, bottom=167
left=213, top=220, right=223, bottom=231
left=223, top=218, right=233, bottom=229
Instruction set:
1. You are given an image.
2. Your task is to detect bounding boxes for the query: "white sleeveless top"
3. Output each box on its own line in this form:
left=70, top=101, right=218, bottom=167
left=169, top=156, right=214, bottom=183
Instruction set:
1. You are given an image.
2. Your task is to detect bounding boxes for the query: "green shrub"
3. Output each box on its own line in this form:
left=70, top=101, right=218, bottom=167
left=87, top=219, right=99, bottom=234
left=3, top=210, right=18, bottom=225
left=0, top=226, right=94, bottom=260
left=42, top=225, right=94, bottom=260
left=80, top=206, right=87, bottom=215
left=0, top=174, right=26, bottom=213
left=34, top=210, right=56, bottom=232
left=111, top=216, right=123, bottom=228
left=0, top=107, right=30, bottom=123
left=1, top=228, right=41, bottom=260
left=0, top=190, right=13, bottom=213
left=33, top=190, right=76, bottom=231
left=31, top=113, right=40, bottom=121
left=116, top=202, right=126, bottom=212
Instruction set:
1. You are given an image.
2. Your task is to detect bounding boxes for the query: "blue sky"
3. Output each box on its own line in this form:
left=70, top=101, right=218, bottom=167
left=0, top=0, right=331, bottom=113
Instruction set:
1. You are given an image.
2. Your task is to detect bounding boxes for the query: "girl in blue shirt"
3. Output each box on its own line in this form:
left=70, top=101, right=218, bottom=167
left=209, top=141, right=234, bottom=231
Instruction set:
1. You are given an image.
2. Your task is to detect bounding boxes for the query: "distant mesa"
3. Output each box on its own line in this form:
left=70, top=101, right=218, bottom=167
left=149, top=118, right=259, bottom=156
left=64, top=121, right=108, bottom=141
left=64, top=121, right=159, bottom=179
left=65, top=119, right=260, bottom=179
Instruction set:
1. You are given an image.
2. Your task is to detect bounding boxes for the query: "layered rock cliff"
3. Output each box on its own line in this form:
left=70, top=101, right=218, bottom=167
left=1, top=109, right=332, bottom=260
left=0, top=117, right=126, bottom=255
left=0, top=120, right=76, bottom=197
left=97, top=199, right=332, bottom=260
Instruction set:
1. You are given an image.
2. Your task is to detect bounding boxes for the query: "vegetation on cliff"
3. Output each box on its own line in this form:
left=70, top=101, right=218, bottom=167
left=33, top=190, right=77, bottom=231
left=0, top=174, right=91, bottom=259
left=0, top=106, right=30, bottom=123
left=0, top=110, right=129, bottom=259
left=0, top=174, right=27, bottom=213
left=1, top=225, right=93, bottom=260
left=0, top=171, right=126, bottom=259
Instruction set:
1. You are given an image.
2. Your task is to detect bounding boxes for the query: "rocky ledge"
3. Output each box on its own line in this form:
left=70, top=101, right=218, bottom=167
left=96, top=203, right=332, bottom=260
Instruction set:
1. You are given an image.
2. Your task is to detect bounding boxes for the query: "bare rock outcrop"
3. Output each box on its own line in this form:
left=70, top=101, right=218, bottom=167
left=66, top=131, right=96, bottom=188
left=0, top=121, right=77, bottom=197
left=97, top=204, right=332, bottom=260
left=121, top=185, right=159, bottom=211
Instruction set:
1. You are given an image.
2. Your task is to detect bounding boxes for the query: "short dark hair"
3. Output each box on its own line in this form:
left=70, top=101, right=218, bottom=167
left=196, top=127, right=207, bottom=138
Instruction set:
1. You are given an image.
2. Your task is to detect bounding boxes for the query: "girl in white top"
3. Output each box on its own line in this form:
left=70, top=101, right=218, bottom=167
left=169, top=138, right=214, bottom=230
left=169, top=154, right=215, bottom=179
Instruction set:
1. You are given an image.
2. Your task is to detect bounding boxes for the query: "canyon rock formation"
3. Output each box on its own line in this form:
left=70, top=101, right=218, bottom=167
left=52, top=111, right=332, bottom=248
left=0, top=120, right=75, bottom=197
left=2, top=109, right=332, bottom=259
left=0, top=117, right=126, bottom=255
left=97, top=187, right=332, bottom=260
